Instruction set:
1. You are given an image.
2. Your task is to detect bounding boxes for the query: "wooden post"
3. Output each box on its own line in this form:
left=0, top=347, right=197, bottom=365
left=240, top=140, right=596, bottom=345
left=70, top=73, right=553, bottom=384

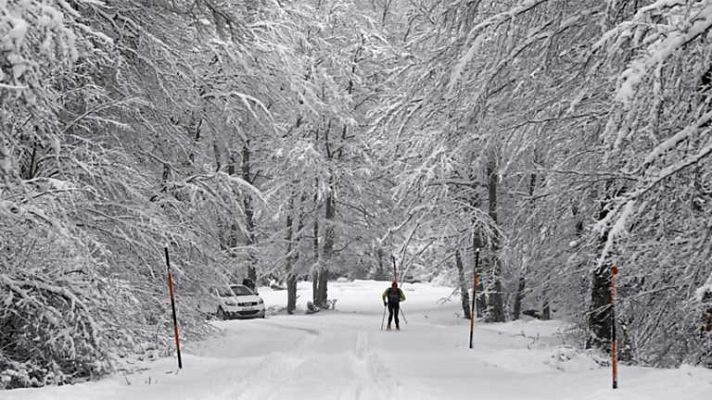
left=165, top=247, right=182, bottom=369
left=611, top=264, right=618, bottom=389
left=469, top=248, right=480, bottom=349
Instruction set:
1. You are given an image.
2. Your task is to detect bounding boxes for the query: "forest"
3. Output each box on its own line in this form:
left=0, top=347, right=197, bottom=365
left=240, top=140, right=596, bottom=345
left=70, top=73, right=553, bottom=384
left=1, top=0, right=711, bottom=389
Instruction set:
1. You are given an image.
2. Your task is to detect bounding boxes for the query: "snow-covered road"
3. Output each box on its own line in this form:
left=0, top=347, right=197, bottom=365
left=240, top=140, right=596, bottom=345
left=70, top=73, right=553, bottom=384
left=4, top=280, right=711, bottom=399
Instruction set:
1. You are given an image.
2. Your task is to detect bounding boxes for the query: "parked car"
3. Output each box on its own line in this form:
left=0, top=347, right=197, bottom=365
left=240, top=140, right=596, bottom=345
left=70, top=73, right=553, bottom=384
left=204, top=284, right=265, bottom=320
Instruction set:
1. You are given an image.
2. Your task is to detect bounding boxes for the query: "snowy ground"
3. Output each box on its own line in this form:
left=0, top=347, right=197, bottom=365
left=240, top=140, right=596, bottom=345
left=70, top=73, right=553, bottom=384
left=5, top=280, right=712, bottom=400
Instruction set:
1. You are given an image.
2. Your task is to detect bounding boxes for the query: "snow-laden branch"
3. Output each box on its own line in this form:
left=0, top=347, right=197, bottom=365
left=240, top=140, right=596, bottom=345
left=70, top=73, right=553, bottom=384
left=60, top=97, right=136, bottom=134
left=0, top=83, right=28, bottom=90
left=446, top=0, right=550, bottom=95
left=615, top=2, right=712, bottom=105
left=595, top=136, right=712, bottom=269
left=202, top=90, right=273, bottom=123
left=642, top=109, right=712, bottom=167
left=217, top=171, right=268, bottom=205
left=180, top=171, right=267, bottom=206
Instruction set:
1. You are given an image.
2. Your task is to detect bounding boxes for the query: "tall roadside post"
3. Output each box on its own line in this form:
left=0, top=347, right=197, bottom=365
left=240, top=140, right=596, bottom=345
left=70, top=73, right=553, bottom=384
left=611, top=264, right=618, bottom=389
left=165, top=247, right=183, bottom=369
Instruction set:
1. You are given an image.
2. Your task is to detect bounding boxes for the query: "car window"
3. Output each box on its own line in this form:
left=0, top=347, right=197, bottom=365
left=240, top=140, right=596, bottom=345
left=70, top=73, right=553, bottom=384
left=216, top=287, right=234, bottom=297
left=230, top=285, right=254, bottom=296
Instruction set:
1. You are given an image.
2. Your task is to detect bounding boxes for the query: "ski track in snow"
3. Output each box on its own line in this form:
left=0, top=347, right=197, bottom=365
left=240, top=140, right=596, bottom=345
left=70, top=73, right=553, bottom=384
left=229, top=324, right=401, bottom=400
left=351, top=330, right=400, bottom=399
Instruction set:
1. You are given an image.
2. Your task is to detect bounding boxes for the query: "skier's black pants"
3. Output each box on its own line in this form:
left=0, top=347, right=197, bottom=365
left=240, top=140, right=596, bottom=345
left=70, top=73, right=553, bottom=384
left=387, top=302, right=400, bottom=328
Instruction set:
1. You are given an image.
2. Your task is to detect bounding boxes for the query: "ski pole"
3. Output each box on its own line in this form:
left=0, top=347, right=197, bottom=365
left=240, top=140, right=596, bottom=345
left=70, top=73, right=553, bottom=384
left=381, top=304, right=387, bottom=331
left=399, top=306, right=408, bottom=324
left=611, top=264, right=619, bottom=389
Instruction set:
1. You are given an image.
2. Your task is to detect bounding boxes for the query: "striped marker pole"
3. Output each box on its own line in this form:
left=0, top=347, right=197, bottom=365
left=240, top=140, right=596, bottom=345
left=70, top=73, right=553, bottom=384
left=165, top=247, right=182, bottom=369
left=611, top=264, right=618, bottom=389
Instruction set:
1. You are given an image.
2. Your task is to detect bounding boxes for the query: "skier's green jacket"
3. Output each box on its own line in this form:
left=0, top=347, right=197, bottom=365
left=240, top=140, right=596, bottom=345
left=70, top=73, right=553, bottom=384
left=382, top=285, right=406, bottom=304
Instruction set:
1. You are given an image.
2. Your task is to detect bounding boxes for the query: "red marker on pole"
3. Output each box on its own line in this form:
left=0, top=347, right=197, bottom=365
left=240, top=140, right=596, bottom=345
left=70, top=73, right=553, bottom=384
left=611, top=264, right=618, bottom=389
left=165, top=247, right=182, bottom=369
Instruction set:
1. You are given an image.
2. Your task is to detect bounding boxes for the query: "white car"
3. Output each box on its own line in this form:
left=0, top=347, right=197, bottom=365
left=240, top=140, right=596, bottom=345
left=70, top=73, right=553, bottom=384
left=207, top=284, right=266, bottom=320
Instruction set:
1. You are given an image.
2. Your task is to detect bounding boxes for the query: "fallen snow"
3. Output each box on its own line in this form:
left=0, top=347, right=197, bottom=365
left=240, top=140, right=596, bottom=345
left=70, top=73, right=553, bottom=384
left=4, top=280, right=711, bottom=399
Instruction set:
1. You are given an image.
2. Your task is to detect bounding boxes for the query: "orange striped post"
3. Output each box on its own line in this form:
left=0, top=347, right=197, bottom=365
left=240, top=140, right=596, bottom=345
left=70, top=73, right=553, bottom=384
left=611, top=264, right=618, bottom=389
left=165, top=247, right=182, bottom=369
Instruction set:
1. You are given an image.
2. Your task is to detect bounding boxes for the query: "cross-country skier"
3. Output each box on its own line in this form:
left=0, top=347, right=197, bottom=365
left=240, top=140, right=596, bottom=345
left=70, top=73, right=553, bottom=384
left=382, top=281, right=406, bottom=330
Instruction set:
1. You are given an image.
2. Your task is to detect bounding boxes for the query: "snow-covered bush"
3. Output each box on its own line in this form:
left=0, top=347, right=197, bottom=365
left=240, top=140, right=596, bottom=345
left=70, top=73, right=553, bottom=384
left=0, top=227, right=111, bottom=388
left=0, top=0, right=254, bottom=388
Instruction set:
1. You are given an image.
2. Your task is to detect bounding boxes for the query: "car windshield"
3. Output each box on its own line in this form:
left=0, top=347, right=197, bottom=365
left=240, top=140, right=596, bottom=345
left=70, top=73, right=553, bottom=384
left=216, top=287, right=235, bottom=297
left=230, top=285, right=254, bottom=296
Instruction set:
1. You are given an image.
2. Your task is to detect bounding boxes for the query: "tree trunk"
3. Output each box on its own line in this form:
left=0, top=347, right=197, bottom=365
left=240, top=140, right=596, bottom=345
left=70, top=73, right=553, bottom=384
left=316, top=178, right=335, bottom=308
left=312, top=220, right=319, bottom=304
left=317, top=266, right=329, bottom=308
left=512, top=275, right=525, bottom=320
left=287, top=272, right=297, bottom=313
left=312, top=180, right=320, bottom=304
left=525, top=168, right=544, bottom=320
left=542, top=296, right=551, bottom=320
left=455, top=250, right=472, bottom=320
left=375, top=247, right=385, bottom=280
left=588, top=192, right=614, bottom=349
left=487, top=259, right=505, bottom=323
left=312, top=270, right=318, bottom=304
left=226, top=154, right=240, bottom=280
left=242, top=144, right=257, bottom=283
left=473, top=232, right=487, bottom=317
left=288, top=194, right=307, bottom=314
left=588, top=263, right=612, bottom=349
left=476, top=275, right=487, bottom=316
left=285, top=195, right=296, bottom=314
left=470, top=175, right=487, bottom=317
left=485, top=157, right=505, bottom=322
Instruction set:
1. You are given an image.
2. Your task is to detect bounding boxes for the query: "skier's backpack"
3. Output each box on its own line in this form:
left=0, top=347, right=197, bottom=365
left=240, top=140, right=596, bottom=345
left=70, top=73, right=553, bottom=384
left=387, top=287, right=400, bottom=304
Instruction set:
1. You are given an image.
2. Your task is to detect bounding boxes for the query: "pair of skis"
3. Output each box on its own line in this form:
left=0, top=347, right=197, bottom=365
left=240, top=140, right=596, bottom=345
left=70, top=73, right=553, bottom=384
left=380, top=305, right=407, bottom=331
